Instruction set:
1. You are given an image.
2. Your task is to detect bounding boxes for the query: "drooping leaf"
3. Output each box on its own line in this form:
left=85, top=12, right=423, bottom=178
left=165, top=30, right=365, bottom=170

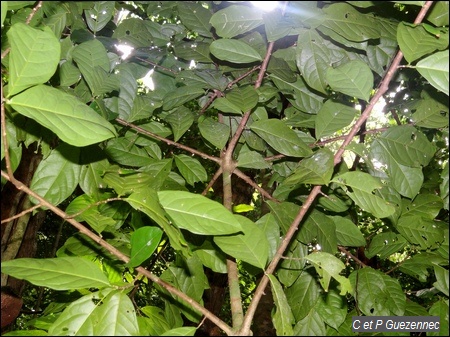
left=315, top=100, right=357, bottom=139
left=250, top=119, right=312, bottom=157
left=7, top=23, right=60, bottom=97
left=283, top=148, right=334, bottom=186
left=285, top=272, right=321, bottom=321
left=128, top=226, right=163, bottom=268
left=213, top=215, right=269, bottom=269
left=268, top=274, right=295, bottom=336
left=174, top=154, right=208, bottom=186
left=105, top=138, right=155, bottom=167
left=210, top=39, right=263, bottom=64
left=166, top=107, right=195, bottom=142
left=8, top=85, right=117, bottom=146
left=416, top=50, right=449, bottom=96
left=326, top=60, right=374, bottom=102
left=330, top=216, right=366, bottom=247
left=305, top=252, right=352, bottom=295
left=293, top=308, right=326, bottom=336
left=209, top=4, right=263, bottom=38
left=1, top=257, right=110, bottom=290
left=158, top=190, right=243, bottom=236
left=29, top=143, right=80, bottom=207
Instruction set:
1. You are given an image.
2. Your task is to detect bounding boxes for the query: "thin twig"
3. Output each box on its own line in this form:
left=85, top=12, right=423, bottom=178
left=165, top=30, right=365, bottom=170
left=0, top=204, right=42, bottom=224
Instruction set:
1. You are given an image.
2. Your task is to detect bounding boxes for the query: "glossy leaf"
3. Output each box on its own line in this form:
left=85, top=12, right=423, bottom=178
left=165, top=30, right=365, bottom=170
left=286, top=272, right=321, bottom=321
left=305, top=252, right=352, bottom=295
left=315, top=101, right=357, bottom=139
left=166, top=107, right=195, bottom=142
left=49, top=290, right=139, bottom=336
left=399, top=252, right=447, bottom=282
left=174, top=154, right=208, bottom=186
left=210, top=39, right=262, bottom=64
left=161, top=327, right=197, bottom=336
left=416, top=50, right=449, bottom=96
left=177, top=2, right=212, bottom=38
left=198, top=117, right=230, bottom=150
left=397, top=22, right=448, bottom=63
left=250, top=119, right=312, bottom=157
left=332, top=171, right=396, bottom=218
left=209, top=5, right=263, bottom=38
left=320, top=3, right=380, bottom=42
left=268, top=274, right=295, bottom=336
left=365, top=232, right=407, bottom=259
left=7, top=23, right=60, bottom=97
left=401, top=194, right=443, bottom=219
left=105, top=138, right=154, bottom=167
left=326, top=60, right=374, bottom=102
left=213, top=215, right=269, bottom=269
left=395, top=215, right=444, bottom=250
left=193, top=241, right=227, bottom=274
left=296, top=29, right=330, bottom=94
left=316, top=290, right=347, bottom=330
left=84, top=1, right=115, bottom=34
left=128, top=226, right=163, bottom=268
left=330, top=216, right=366, bottom=247
left=29, top=143, right=80, bottom=207
left=1, top=257, right=110, bottom=290
left=163, top=86, right=205, bottom=110
left=433, top=265, right=449, bottom=296
left=283, top=148, right=334, bottom=186
left=158, top=191, right=243, bottom=236
left=129, top=204, right=189, bottom=260
left=9, top=85, right=117, bottom=146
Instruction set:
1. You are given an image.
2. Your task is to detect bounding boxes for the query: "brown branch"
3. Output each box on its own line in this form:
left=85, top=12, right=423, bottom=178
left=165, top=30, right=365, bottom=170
left=233, top=168, right=278, bottom=202
left=0, top=170, right=234, bottom=336
left=338, top=246, right=368, bottom=268
left=0, top=204, right=42, bottom=224
left=240, top=3, right=435, bottom=333
left=26, top=1, right=43, bottom=24
left=202, top=167, right=223, bottom=196
left=115, top=118, right=220, bottom=164
left=134, top=56, right=178, bottom=75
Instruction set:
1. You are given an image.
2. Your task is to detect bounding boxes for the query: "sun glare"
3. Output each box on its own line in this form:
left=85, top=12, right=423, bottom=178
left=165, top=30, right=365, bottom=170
left=251, top=1, right=278, bottom=12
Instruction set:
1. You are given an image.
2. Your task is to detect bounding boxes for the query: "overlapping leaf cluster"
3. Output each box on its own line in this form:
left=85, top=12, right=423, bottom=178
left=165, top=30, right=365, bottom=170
left=1, top=1, right=448, bottom=336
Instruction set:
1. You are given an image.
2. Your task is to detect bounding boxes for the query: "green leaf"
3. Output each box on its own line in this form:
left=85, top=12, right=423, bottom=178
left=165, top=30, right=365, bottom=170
left=72, top=39, right=119, bottom=96
left=29, top=143, right=80, bottom=207
left=163, top=86, right=205, bottom=110
left=382, top=273, right=406, bottom=316
left=8, top=85, right=117, bottom=146
left=293, top=308, right=326, bottom=336
left=1, top=257, right=110, bottom=290
left=305, top=252, right=352, bottom=295
left=351, top=268, right=390, bottom=316
left=174, top=154, right=208, bottom=186
left=285, top=272, right=321, bottom=321
left=139, top=307, right=171, bottom=335
left=395, top=215, right=444, bottom=250
left=1, top=2, right=7, bottom=26
left=330, top=216, right=366, bottom=247
left=433, top=265, right=449, bottom=296
left=126, top=187, right=191, bottom=257
left=198, top=117, right=230, bottom=150
left=320, top=3, right=380, bottom=42
left=6, top=23, right=60, bottom=97
left=84, top=1, right=115, bottom=34
left=316, top=290, right=347, bottom=330
left=105, top=138, right=154, bottom=167
left=411, top=91, right=449, bottom=128
left=268, top=274, right=295, bottom=336
left=237, top=148, right=270, bottom=169
left=250, top=119, right=312, bottom=157
left=326, top=60, right=374, bottom=102
left=332, top=171, right=396, bottom=218
left=226, top=86, right=259, bottom=113
left=177, top=2, right=212, bottom=38
left=426, top=1, right=449, bottom=26
left=397, top=22, right=449, bottom=63
left=399, top=252, right=447, bottom=282
left=158, top=190, right=243, bottom=236
left=161, top=327, right=197, bottom=336
left=166, top=107, right=195, bottom=142
left=365, top=232, right=407, bottom=259
left=429, top=299, right=449, bottom=337
left=209, top=39, right=262, bottom=64
left=441, top=162, right=449, bottom=210
left=128, top=227, right=163, bottom=268
left=416, top=50, right=449, bottom=96
left=193, top=240, right=227, bottom=274
left=209, top=5, right=263, bottom=38
left=296, top=30, right=331, bottom=94
left=283, top=148, right=334, bottom=186
left=65, top=194, right=116, bottom=234
left=401, top=194, right=443, bottom=219
left=49, top=290, right=139, bottom=335
left=214, top=215, right=269, bottom=269
left=112, top=18, right=169, bottom=48
left=315, top=101, right=357, bottom=139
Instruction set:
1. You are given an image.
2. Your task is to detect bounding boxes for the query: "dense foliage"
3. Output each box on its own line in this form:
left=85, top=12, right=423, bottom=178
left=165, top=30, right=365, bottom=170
left=1, top=1, right=448, bottom=336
